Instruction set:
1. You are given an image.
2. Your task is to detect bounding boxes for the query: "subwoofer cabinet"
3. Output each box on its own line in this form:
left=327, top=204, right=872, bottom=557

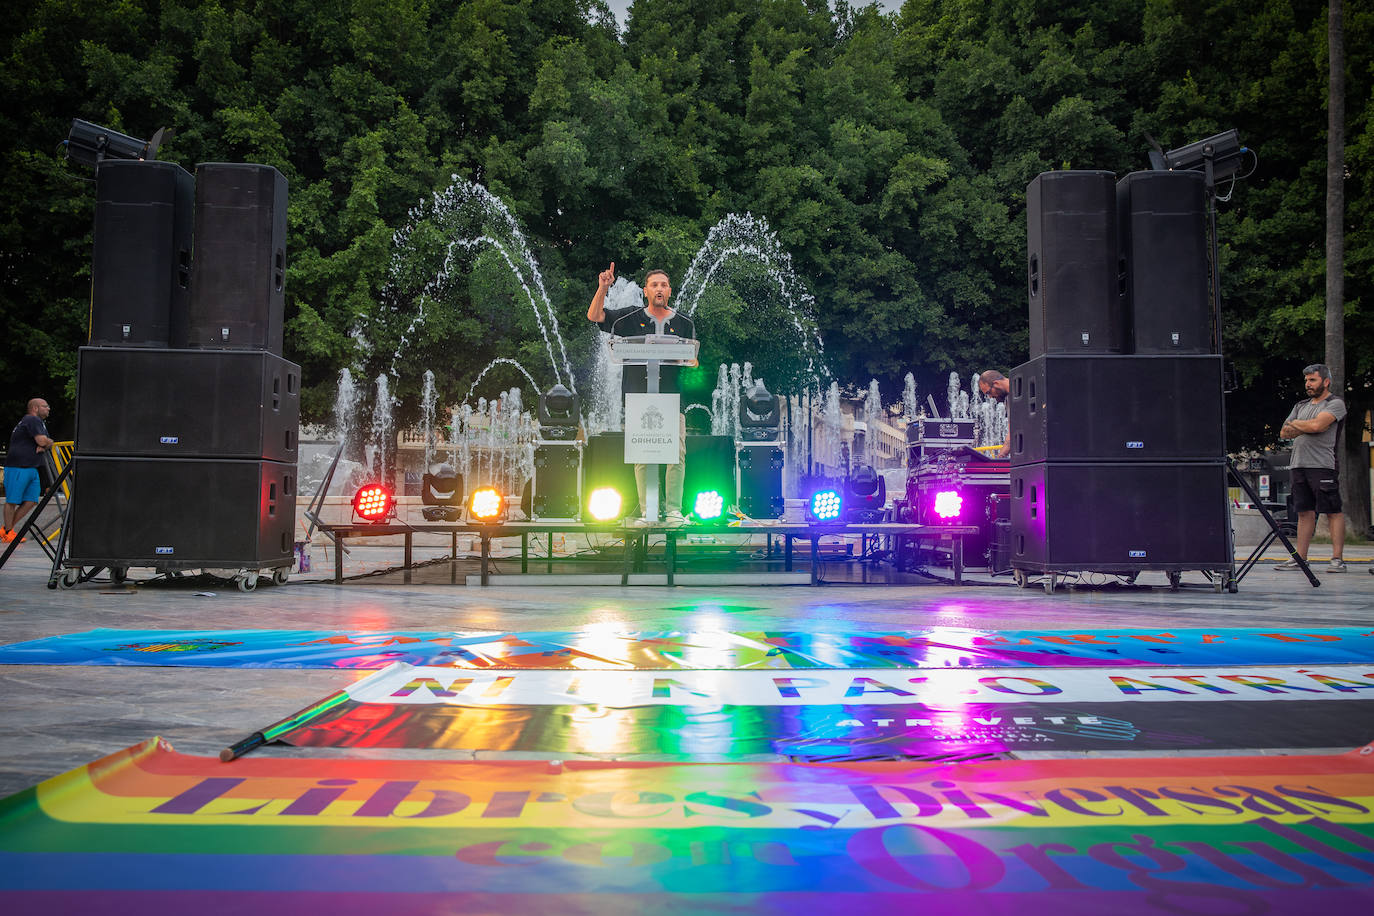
left=68, top=456, right=296, bottom=569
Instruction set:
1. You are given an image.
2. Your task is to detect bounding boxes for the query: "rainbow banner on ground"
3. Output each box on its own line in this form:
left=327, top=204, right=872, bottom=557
left=262, top=663, right=1374, bottom=757
left=3, top=738, right=1373, bottom=911
left=1, top=626, right=1371, bottom=669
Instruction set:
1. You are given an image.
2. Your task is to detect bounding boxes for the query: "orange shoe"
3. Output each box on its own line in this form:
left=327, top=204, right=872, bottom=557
left=0, top=529, right=14, bottom=543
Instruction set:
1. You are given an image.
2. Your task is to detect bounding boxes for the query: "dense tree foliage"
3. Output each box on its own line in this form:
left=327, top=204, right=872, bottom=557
left=2, top=0, right=1369, bottom=520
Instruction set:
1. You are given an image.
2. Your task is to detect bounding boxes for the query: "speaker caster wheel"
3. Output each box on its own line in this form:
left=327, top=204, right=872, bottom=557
left=1044, top=573, right=1057, bottom=595
left=58, top=568, right=81, bottom=589
left=1167, top=571, right=1182, bottom=591
left=1013, top=569, right=1028, bottom=589
left=236, top=573, right=258, bottom=593
left=111, top=567, right=128, bottom=584
left=271, top=568, right=289, bottom=586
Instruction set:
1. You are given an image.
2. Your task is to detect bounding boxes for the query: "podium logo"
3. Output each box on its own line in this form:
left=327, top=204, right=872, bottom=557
left=641, top=406, right=665, bottom=431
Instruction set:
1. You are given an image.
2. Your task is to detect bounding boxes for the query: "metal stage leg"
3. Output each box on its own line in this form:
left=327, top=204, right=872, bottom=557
left=953, top=535, right=964, bottom=584
left=785, top=535, right=793, bottom=571
left=404, top=533, right=413, bottom=584
left=810, top=536, right=820, bottom=585
left=335, top=537, right=345, bottom=584
left=547, top=533, right=553, bottom=574
left=521, top=534, right=528, bottom=574
left=666, top=532, right=677, bottom=586
left=480, top=535, right=491, bottom=586
left=450, top=531, right=458, bottom=585
left=621, top=530, right=633, bottom=586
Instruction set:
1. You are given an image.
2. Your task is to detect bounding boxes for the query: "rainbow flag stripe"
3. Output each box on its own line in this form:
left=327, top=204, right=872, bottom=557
left=2, top=739, right=1373, bottom=910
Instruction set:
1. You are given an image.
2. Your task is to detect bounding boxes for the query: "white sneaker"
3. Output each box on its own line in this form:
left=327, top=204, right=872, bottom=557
left=1273, top=558, right=1304, bottom=571
left=1327, top=558, right=1346, bottom=573
left=664, top=510, right=687, bottom=526
left=628, top=516, right=652, bottom=527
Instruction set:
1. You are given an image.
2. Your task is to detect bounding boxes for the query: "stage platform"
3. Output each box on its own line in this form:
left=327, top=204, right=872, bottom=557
left=317, top=520, right=980, bottom=586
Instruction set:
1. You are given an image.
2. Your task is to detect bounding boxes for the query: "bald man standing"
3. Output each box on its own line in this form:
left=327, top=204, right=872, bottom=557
left=4, top=398, right=54, bottom=542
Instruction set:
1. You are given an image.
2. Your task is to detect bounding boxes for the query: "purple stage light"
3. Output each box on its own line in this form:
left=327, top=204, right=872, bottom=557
left=933, top=489, right=964, bottom=520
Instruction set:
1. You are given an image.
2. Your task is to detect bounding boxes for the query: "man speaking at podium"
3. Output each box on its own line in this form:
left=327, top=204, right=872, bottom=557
left=587, top=263, right=696, bottom=524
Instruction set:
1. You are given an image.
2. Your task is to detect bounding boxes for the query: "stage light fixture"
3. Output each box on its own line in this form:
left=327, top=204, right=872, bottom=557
left=1162, top=128, right=1245, bottom=181
left=63, top=119, right=171, bottom=169
left=843, top=465, right=887, bottom=523
left=421, top=463, right=464, bottom=522
left=468, top=486, right=505, bottom=522
left=693, top=489, right=724, bottom=520
left=537, top=383, right=580, bottom=440
left=809, top=489, right=843, bottom=523
left=587, top=486, right=623, bottom=522
left=352, top=484, right=395, bottom=523
left=738, top=380, right=781, bottom=441
left=932, top=489, right=964, bottom=521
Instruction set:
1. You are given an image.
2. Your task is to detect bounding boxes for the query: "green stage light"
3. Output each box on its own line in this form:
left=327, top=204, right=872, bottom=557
left=693, top=490, right=724, bottom=520
left=587, top=487, right=623, bottom=522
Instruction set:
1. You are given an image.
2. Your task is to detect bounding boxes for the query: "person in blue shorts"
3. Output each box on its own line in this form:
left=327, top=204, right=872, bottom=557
left=4, top=398, right=53, bottom=543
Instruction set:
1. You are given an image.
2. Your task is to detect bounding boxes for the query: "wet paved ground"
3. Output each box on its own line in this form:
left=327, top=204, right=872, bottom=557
left=0, top=535, right=1370, bottom=798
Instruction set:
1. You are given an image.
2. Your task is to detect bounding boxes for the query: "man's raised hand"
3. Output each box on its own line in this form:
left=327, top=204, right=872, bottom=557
left=598, top=262, right=616, bottom=290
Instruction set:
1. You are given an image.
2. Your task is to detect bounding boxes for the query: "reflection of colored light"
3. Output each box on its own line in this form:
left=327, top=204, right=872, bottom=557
left=934, top=490, right=963, bottom=519
left=694, top=490, right=724, bottom=519
left=587, top=487, right=622, bottom=521
left=811, top=489, right=842, bottom=521
left=353, top=484, right=394, bottom=521
left=469, top=487, right=503, bottom=520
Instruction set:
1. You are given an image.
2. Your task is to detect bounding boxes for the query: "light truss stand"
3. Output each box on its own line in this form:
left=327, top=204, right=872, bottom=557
left=1228, top=458, right=1319, bottom=587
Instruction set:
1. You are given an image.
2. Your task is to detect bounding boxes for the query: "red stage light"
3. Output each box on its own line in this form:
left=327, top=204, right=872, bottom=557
left=353, top=484, right=395, bottom=522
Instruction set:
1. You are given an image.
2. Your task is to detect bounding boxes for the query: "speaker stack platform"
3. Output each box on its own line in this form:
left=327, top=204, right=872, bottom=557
left=1010, top=170, right=1231, bottom=589
left=70, top=162, right=300, bottom=587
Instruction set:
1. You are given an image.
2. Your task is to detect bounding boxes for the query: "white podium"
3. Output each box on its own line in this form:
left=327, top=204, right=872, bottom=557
left=609, top=334, right=699, bottom=520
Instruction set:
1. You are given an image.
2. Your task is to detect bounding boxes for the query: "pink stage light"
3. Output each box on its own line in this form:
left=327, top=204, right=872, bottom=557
left=933, top=490, right=963, bottom=520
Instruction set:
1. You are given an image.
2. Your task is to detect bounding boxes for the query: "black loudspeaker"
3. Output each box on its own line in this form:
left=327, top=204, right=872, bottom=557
left=683, top=435, right=736, bottom=515
left=90, top=160, right=194, bottom=347
left=1026, top=170, right=1126, bottom=357
left=530, top=443, right=581, bottom=519
left=1008, top=354, right=1224, bottom=464
left=75, top=347, right=300, bottom=462
left=1010, top=462, right=1231, bottom=570
left=69, top=456, right=295, bottom=567
left=1117, top=170, right=1210, bottom=353
left=737, top=445, right=784, bottom=519
left=189, top=163, right=287, bottom=353
left=582, top=433, right=638, bottom=516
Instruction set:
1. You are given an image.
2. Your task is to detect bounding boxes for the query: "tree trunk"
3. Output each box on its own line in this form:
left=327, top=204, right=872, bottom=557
left=1325, top=1, right=1365, bottom=533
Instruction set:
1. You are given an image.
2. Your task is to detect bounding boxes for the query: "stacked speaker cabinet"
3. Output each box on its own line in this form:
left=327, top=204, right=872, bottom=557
left=90, top=160, right=194, bottom=347
left=70, top=161, right=298, bottom=585
left=1011, top=170, right=1230, bottom=587
left=188, top=163, right=288, bottom=354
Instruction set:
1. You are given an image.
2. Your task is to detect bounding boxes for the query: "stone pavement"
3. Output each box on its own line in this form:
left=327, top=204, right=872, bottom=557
left=0, top=534, right=1371, bottom=798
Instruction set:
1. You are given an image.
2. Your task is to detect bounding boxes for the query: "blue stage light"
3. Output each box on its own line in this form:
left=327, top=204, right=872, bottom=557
left=809, top=489, right=842, bottom=522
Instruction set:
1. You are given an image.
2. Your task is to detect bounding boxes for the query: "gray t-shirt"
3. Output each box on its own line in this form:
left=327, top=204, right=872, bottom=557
left=1285, top=394, right=1346, bottom=469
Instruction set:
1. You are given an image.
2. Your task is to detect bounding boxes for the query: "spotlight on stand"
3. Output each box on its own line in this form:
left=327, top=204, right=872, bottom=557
left=352, top=484, right=396, bottom=524
left=844, top=465, right=886, bottom=524
left=468, top=486, right=506, bottom=523
left=537, top=383, right=580, bottom=440
left=421, top=463, right=464, bottom=522
left=738, top=380, right=781, bottom=441
left=1161, top=128, right=1246, bottom=181
left=586, top=487, right=623, bottom=523
left=807, top=488, right=843, bottom=523
left=63, top=119, right=171, bottom=169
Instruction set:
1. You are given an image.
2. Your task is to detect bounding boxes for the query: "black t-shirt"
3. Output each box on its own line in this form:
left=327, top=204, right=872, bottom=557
left=6, top=414, right=48, bottom=468
left=598, top=306, right=697, bottom=396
